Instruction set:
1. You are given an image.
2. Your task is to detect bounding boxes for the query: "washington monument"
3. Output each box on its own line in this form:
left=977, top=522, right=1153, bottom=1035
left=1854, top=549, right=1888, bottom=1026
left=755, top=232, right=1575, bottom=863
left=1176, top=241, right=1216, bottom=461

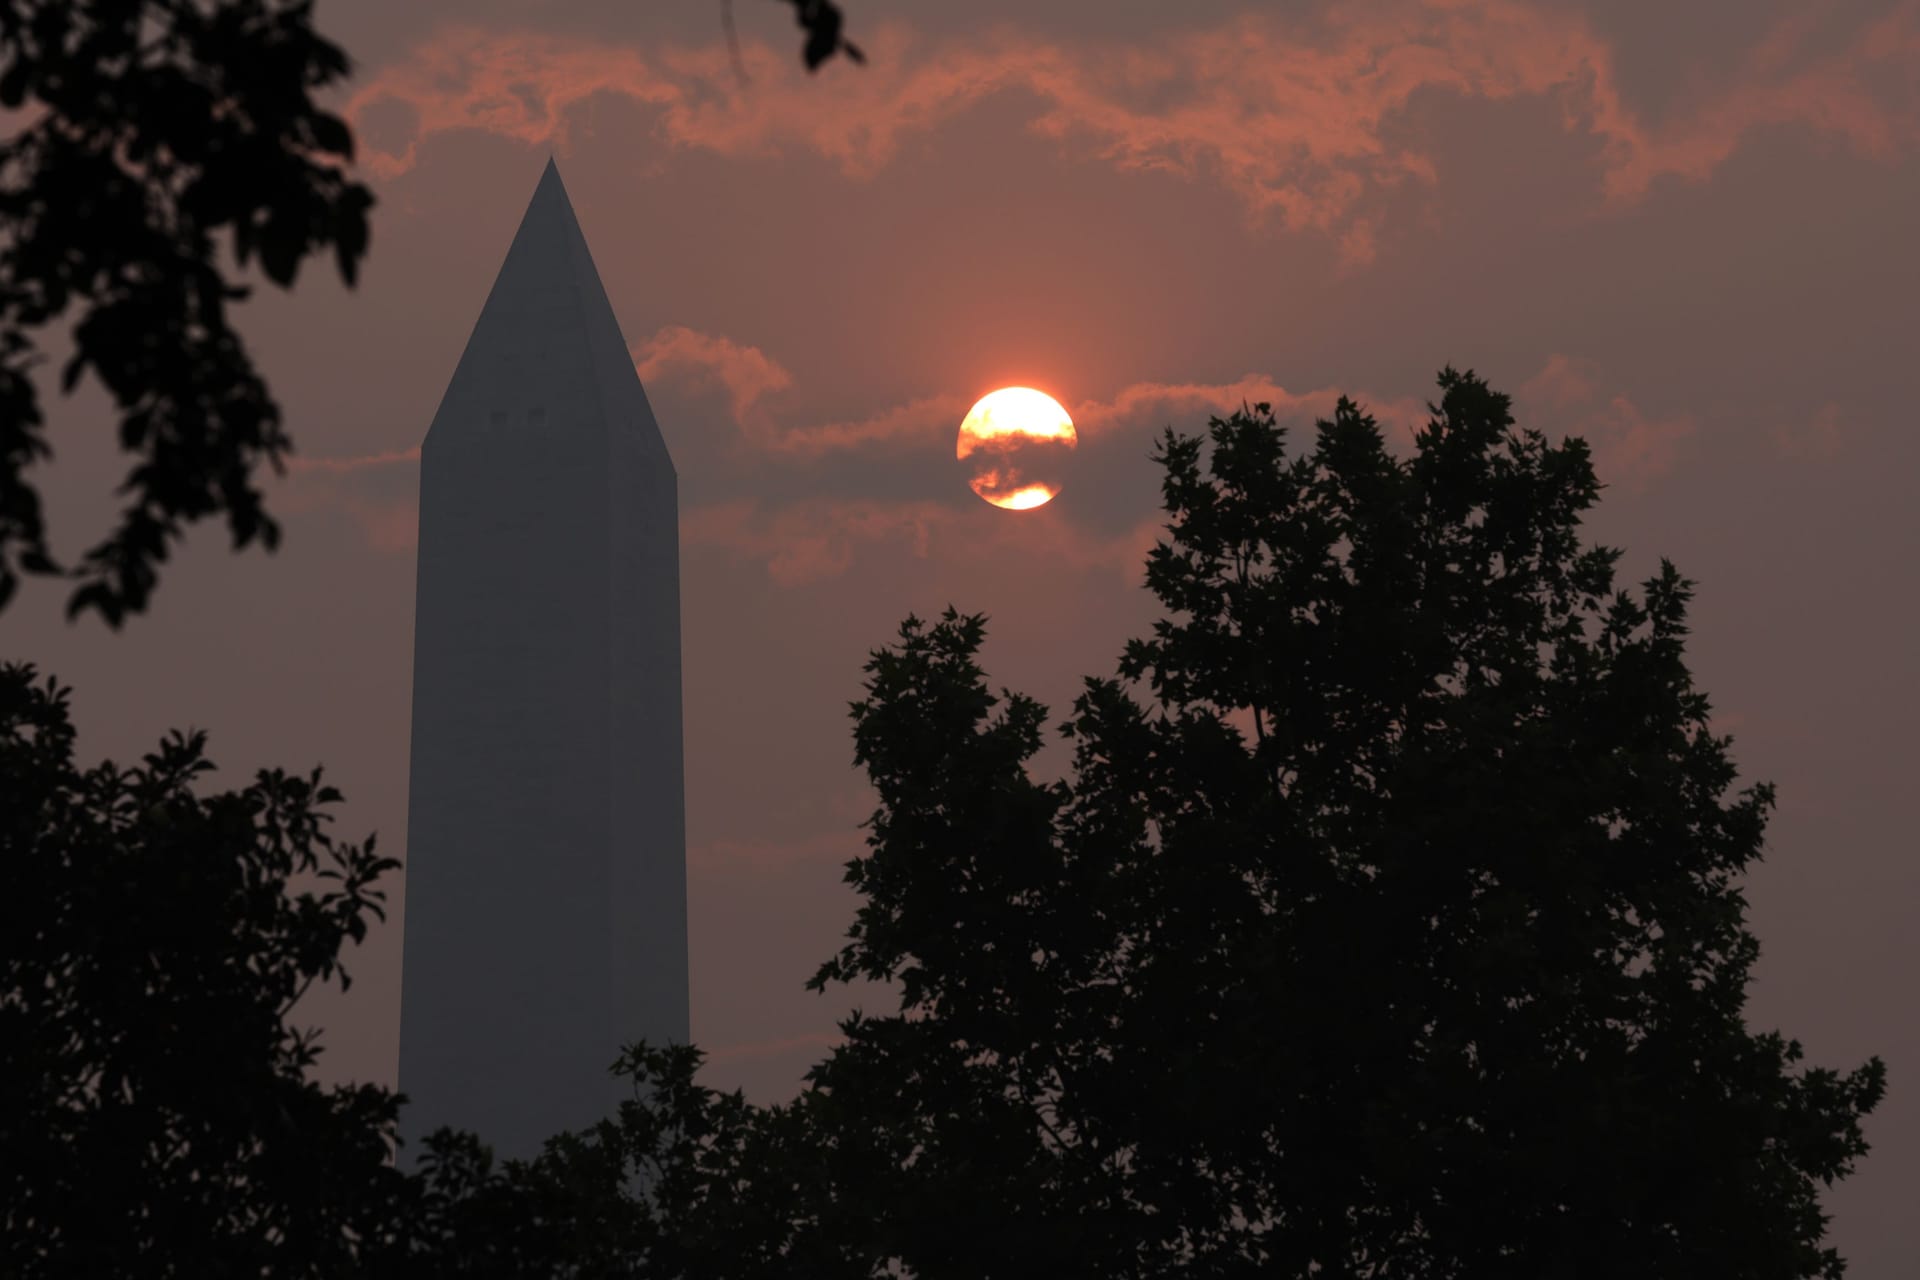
left=399, top=160, right=688, bottom=1161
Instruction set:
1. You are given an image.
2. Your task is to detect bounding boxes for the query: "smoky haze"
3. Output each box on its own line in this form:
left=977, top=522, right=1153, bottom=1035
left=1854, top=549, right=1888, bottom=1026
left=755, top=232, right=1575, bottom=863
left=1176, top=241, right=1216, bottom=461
left=5, top=1, right=1913, bottom=1272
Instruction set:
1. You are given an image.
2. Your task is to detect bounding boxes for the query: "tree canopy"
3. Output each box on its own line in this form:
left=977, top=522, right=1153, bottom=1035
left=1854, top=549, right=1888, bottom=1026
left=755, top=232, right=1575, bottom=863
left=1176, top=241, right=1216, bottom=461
left=0, top=662, right=408, bottom=1276
left=3, top=369, right=1884, bottom=1277
left=0, top=0, right=374, bottom=624
left=374, top=368, right=1886, bottom=1279
left=782, top=369, right=1886, bottom=1278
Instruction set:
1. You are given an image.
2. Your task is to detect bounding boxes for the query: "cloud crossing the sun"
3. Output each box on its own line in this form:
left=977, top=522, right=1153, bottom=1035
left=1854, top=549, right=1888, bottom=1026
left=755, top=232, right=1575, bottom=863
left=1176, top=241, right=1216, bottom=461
left=648, top=338, right=1700, bottom=585
left=630, top=325, right=1431, bottom=457
left=275, top=337, right=1697, bottom=568
left=347, top=2, right=1920, bottom=257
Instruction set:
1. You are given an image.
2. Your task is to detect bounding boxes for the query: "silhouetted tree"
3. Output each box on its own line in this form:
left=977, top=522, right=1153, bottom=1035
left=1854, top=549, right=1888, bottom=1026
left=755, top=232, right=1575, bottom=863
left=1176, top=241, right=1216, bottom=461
left=364, top=1043, right=823, bottom=1279
left=0, top=662, right=411, bottom=1276
left=0, top=657, right=742, bottom=1276
left=0, top=0, right=373, bottom=624
left=374, top=369, right=1888, bottom=1280
left=785, top=369, right=1886, bottom=1277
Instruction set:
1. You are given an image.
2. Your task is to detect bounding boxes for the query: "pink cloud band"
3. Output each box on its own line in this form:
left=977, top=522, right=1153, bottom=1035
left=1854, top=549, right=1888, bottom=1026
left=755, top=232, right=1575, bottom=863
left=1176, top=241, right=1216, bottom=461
left=347, top=3, right=1920, bottom=255
left=272, top=340, right=1694, bottom=570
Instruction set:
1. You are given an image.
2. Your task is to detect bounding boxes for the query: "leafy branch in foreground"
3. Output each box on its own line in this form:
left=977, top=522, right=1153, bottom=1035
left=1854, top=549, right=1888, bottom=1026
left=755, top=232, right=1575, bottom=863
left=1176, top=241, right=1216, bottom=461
left=0, top=0, right=374, bottom=624
left=0, top=661, right=405, bottom=1276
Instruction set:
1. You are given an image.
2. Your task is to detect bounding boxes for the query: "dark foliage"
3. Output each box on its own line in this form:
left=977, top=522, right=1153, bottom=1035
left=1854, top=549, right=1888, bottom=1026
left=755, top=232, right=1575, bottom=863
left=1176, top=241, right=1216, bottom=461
left=783, top=0, right=864, bottom=70
left=0, top=662, right=409, bottom=1276
left=3, top=366, right=1883, bottom=1277
left=786, top=370, right=1886, bottom=1277
left=364, top=1043, right=822, bottom=1279
left=0, top=0, right=372, bottom=625
left=386, top=369, right=1886, bottom=1280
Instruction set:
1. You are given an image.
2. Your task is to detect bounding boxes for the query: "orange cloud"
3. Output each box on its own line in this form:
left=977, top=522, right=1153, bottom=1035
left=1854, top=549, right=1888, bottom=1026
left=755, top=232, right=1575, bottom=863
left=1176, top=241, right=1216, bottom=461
left=1586, top=395, right=1697, bottom=492
left=274, top=446, right=420, bottom=550
left=635, top=324, right=1430, bottom=457
left=780, top=393, right=974, bottom=457
left=1516, top=352, right=1599, bottom=411
left=1776, top=402, right=1845, bottom=460
left=285, top=446, right=421, bottom=474
left=682, top=497, right=951, bottom=585
left=273, top=485, right=418, bottom=553
left=337, top=497, right=419, bottom=552
left=1077, top=375, right=1428, bottom=447
left=1517, top=354, right=1695, bottom=491
left=634, top=325, right=792, bottom=423
left=347, top=4, right=1920, bottom=251
left=1600, top=3, right=1920, bottom=201
left=1073, top=358, right=1682, bottom=487
left=631, top=326, right=969, bottom=456
left=681, top=487, right=1172, bottom=589
left=268, top=350, right=1690, bottom=570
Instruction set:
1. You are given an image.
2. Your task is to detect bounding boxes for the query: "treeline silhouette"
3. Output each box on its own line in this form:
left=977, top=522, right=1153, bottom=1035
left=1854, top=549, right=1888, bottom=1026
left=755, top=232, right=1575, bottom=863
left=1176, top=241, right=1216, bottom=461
left=3, top=374, right=1888, bottom=1277
left=0, top=4, right=1884, bottom=1276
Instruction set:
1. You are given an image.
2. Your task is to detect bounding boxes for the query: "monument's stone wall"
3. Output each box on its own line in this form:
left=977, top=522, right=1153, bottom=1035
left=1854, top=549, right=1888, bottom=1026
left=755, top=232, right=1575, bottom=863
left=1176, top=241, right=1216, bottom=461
left=400, top=160, right=688, bottom=1163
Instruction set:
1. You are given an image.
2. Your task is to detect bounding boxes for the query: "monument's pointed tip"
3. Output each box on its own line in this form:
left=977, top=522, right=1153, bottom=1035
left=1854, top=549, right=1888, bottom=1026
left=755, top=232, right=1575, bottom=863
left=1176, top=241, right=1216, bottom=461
left=511, top=156, right=581, bottom=250
left=532, top=155, right=568, bottom=201
left=426, top=150, right=674, bottom=472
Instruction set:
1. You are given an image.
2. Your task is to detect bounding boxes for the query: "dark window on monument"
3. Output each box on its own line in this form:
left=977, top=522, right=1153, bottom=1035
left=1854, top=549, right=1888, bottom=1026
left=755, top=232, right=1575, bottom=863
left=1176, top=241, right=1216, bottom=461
left=528, top=406, right=546, bottom=426
left=489, top=410, right=507, bottom=430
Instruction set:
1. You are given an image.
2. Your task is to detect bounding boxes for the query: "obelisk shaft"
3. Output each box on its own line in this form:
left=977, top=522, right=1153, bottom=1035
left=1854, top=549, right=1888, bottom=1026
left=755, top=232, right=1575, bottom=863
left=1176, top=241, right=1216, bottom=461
left=399, top=160, right=688, bottom=1163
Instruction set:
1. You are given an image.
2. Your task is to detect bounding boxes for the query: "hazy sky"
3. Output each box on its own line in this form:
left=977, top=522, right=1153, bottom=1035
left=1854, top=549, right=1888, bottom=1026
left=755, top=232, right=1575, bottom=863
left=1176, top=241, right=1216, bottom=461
left=8, top=0, right=1917, bottom=1270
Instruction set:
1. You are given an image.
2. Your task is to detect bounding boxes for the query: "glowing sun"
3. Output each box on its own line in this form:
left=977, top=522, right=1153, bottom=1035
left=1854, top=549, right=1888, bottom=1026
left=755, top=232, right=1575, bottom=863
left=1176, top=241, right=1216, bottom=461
left=956, top=387, right=1077, bottom=510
